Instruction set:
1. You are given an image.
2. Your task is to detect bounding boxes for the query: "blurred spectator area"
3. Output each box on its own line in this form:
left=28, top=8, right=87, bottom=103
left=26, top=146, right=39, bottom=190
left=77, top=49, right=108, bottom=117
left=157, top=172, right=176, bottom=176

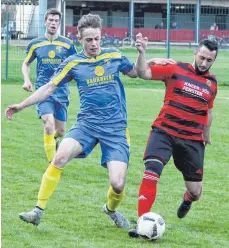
left=66, top=26, right=229, bottom=42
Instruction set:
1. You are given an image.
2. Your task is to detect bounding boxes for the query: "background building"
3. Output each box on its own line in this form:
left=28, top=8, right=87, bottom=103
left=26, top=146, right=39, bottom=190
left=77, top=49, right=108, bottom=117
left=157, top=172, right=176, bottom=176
left=64, top=0, right=229, bottom=30
left=1, top=0, right=229, bottom=43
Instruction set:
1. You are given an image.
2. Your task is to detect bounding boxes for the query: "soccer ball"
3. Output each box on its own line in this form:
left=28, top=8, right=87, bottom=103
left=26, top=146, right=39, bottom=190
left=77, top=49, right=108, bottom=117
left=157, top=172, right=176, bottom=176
left=136, top=212, right=165, bottom=241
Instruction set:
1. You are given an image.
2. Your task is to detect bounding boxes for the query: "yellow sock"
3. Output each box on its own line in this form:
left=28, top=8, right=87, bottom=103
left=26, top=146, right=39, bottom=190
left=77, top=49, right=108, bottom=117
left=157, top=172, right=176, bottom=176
left=44, top=133, right=56, bottom=162
left=107, top=186, right=124, bottom=211
left=36, top=164, right=62, bottom=209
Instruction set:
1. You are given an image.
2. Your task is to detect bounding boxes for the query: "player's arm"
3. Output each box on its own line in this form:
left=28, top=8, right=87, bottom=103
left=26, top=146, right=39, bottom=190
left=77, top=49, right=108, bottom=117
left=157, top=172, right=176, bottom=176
left=126, top=59, right=175, bottom=78
left=135, top=33, right=152, bottom=80
left=203, top=108, right=213, bottom=146
left=22, top=41, right=37, bottom=92
left=147, top=58, right=176, bottom=65
left=126, top=66, right=138, bottom=78
left=22, top=60, right=33, bottom=92
left=5, top=82, right=57, bottom=120
left=135, top=33, right=176, bottom=80
left=125, top=58, right=175, bottom=78
left=119, top=55, right=137, bottom=78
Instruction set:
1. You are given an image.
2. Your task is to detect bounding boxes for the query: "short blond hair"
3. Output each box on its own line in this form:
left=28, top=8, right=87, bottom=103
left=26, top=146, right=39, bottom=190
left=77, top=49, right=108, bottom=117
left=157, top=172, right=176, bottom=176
left=77, top=14, right=103, bottom=36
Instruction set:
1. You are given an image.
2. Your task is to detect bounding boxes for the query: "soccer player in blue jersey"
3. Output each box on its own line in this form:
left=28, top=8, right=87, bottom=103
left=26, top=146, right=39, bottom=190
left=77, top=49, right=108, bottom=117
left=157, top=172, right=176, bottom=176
left=22, top=8, right=76, bottom=162
left=6, top=13, right=138, bottom=229
left=6, top=14, right=173, bottom=229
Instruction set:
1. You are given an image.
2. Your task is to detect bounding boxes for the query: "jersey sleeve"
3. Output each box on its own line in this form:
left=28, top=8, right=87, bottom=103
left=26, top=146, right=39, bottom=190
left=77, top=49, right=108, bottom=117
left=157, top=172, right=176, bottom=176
left=208, top=88, right=217, bottom=108
left=150, top=64, right=175, bottom=81
left=119, top=55, right=134, bottom=75
left=51, top=56, right=75, bottom=86
left=208, top=75, right=217, bottom=108
left=68, top=43, right=77, bottom=56
left=24, top=41, right=36, bottom=64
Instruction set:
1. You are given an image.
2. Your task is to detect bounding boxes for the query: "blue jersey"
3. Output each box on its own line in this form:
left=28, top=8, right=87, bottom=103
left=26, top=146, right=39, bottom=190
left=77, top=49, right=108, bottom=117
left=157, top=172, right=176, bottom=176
left=51, top=48, right=134, bottom=131
left=25, top=35, right=76, bottom=102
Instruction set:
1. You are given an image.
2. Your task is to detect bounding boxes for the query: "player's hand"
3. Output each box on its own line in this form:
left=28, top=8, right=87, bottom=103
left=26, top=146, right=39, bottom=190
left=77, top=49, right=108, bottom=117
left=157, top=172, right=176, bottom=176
left=135, top=33, right=148, bottom=53
left=5, top=104, right=23, bottom=120
left=22, top=81, right=33, bottom=92
left=203, top=132, right=211, bottom=146
left=147, top=58, right=176, bottom=65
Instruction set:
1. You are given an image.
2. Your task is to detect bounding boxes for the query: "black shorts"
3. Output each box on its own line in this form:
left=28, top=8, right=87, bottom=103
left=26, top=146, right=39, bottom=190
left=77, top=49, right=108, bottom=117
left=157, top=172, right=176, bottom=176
left=143, top=128, right=205, bottom=182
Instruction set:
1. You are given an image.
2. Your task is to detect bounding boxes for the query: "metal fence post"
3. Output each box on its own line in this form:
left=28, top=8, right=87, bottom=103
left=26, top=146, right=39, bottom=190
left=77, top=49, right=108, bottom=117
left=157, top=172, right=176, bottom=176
left=38, top=0, right=47, bottom=36
left=5, top=12, right=9, bottom=80
left=129, top=0, right=134, bottom=39
left=195, top=0, right=201, bottom=43
left=166, top=0, right=171, bottom=58
left=61, top=0, right=66, bottom=36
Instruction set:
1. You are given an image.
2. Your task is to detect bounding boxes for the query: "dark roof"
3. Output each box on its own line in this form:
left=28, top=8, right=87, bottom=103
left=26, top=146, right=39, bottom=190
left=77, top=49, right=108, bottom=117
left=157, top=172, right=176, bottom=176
left=1, top=0, right=39, bottom=5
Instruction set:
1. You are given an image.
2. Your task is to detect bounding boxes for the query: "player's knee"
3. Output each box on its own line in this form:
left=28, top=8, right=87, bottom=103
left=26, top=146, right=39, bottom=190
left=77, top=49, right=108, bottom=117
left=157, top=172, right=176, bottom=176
left=56, top=128, right=65, bottom=137
left=144, top=157, right=164, bottom=176
left=43, top=119, right=55, bottom=134
left=52, top=150, right=68, bottom=167
left=188, top=188, right=202, bottom=201
left=110, top=180, right=125, bottom=194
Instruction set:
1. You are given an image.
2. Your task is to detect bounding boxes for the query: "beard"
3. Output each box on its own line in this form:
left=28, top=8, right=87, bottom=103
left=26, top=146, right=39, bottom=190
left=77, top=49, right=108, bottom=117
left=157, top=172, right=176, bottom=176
left=194, top=61, right=209, bottom=75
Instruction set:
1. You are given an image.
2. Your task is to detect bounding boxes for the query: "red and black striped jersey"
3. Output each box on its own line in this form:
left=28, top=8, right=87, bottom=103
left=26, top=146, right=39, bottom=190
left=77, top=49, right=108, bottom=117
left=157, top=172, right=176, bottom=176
left=150, top=62, right=217, bottom=141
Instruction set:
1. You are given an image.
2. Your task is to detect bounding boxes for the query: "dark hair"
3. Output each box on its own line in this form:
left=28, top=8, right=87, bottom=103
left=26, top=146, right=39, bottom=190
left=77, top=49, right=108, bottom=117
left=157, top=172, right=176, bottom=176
left=199, top=39, right=218, bottom=58
left=77, top=14, right=103, bottom=36
left=44, top=8, right=62, bottom=21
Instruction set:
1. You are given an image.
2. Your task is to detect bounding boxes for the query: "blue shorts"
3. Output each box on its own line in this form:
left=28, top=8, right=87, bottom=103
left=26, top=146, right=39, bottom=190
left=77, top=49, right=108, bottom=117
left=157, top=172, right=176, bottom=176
left=36, top=98, right=69, bottom=122
left=64, top=124, right=130, bottom=167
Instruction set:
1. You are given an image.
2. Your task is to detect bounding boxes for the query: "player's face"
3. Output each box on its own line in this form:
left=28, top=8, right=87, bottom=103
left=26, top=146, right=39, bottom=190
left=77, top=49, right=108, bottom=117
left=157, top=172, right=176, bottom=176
left=45, top=14, right=60, bottom=35
left=194, top=46, right=216, bottom=74
left=79, top=27, right=101, bottom=57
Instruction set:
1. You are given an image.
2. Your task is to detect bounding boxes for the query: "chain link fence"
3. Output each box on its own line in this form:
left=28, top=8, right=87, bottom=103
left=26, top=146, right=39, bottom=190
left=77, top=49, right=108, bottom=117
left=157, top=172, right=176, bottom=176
left=1, top=2, right=229, bottom=84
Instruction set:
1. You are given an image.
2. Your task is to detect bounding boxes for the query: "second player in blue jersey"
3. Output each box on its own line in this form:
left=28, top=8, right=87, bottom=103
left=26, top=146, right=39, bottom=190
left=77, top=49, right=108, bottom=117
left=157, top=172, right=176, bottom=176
left=22, top=8, right=76, bottom=162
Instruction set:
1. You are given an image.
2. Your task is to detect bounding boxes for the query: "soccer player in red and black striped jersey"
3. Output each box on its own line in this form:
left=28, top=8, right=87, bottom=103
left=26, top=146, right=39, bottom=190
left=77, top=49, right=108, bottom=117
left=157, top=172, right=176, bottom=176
left=129, top=34, right=218, bottom=238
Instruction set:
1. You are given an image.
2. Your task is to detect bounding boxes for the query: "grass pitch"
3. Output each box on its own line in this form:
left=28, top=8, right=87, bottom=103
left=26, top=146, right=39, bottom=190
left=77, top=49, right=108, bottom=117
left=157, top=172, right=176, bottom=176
left=2, top=82, right=229, bottom=248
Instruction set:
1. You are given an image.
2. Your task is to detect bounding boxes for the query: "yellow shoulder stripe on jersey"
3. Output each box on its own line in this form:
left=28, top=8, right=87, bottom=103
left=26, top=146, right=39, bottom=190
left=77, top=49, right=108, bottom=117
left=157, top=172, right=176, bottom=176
left=51, top=52, right=122, bottom=85
left=25, top=41, right=51, bottom=63
left=25, top=40, right=71, bottom=63
left=93, top=52, right=121, bottom=61
left=76, top=52, right=121, bottom=63
left=52, top=60, right=79, bottom=85
left=52, top=41, right=71, bottom=49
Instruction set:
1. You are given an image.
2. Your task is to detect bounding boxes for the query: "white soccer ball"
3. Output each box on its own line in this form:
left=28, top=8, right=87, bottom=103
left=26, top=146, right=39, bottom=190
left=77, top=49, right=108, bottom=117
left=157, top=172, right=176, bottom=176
left=136, top=212, right=165, bottom=241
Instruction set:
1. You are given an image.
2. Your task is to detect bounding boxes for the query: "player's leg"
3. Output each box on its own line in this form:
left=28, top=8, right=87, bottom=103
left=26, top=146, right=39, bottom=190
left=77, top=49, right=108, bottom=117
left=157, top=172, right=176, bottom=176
left=138, top=128, right=173, bottom=217
left=19, top=125, right=97, bottom=226
left=19, top=137, right=82, bottom=225
left=100, top=128, right=130, bottom=229
left=174, top=139, right=204, bottom=218
left=54, top=119, right=66, bottom=150
left=36, top=137, right=83, bottom=209
left=37, top=101, right=56, bottom=162
left=41, top=114, right=56, bottom=162
left=106, top=161, right=127, bottom=210
left=54, top=101, right=68, bottom=150
left=177, top=181, right=202, bottom=219
left=129, top=128, right=173, bottom=238
left=103, top=161, right=130, bottom=227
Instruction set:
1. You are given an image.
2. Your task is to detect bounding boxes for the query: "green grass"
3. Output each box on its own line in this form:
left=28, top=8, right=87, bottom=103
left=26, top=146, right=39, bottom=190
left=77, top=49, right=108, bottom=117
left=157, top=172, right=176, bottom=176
left=2, top=84, right=229, bottom=248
